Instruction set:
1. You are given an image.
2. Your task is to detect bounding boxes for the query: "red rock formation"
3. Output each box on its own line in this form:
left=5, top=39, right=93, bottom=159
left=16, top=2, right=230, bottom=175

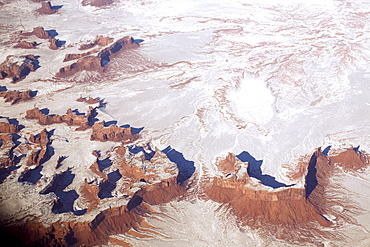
left=81, top=0, right=114, bottom=7
left=305, top=148, right=369, bottom=227
left=0, top=55, right=39, bottom=83
left=3, top=162, right=183, bottom=246
left=330, top=148, right=368, bottom=172
left=76, top=96, right=100, bottom=104
left=25, top=107, right=95, bottom=130
left=90, top=122, right=138, bottom=142
left=0, top=134, right=16, bottom=167
left=204, top=153, right=330, bottom=227
left=49, top=37, right=63, bottom=50
left=22, top=27, right=50, bottom=39
left=203, top=149, right=370, bottom=245
left=26, top=108, right=62, bottom=125
left=80, top=180, right=100, bottom=211
left=13, top=41, right=39, bottom=49
left=0, top=121, right=19, bottom=134
left=0, top=118, right=20, bottom=167
left=79, top=36, right=114, bottom=50
left=0, top=90, right=35, bottom=104
left=63, top=48, right=100, bottom=62
left=97, top=36, right=139, bottom=62
left=37, top=1, right=57, bottom=15
left=56, top=56, right=103, bottom=77
left=56, top=36, right=139, bottom=78
left=27, top=129, right=51, bottom=166
left=89, top=151, right=108, bottom=179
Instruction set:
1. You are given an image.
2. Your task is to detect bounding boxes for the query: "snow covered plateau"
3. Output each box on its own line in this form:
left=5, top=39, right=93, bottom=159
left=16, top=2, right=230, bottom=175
left=1, top=0, right=370, bottom=246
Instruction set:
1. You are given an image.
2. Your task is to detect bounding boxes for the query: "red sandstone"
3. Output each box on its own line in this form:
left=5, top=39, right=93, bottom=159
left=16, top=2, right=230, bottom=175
left=37, top=1, right=57, bottom=15
left=0, top=90, right=35, bottom=104
left=56, top=36, right=139, bottom=78
left=13, top=41, right=39, bottom=49
left=90, top=122, right=138, bottom=142
left=0, top=55, right=39, bottom=83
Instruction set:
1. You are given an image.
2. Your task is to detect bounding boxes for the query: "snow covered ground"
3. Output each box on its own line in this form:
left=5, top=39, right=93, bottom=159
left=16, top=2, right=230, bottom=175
left=1, top=0, right=370, bottom=245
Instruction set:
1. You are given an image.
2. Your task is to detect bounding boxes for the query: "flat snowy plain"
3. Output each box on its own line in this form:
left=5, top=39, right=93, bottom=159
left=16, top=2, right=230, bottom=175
left=1, top=0, right=370, bottom=246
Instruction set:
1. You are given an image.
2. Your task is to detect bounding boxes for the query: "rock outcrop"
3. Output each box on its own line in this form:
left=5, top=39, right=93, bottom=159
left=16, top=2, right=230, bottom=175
left=202, top=149, right=370, bottom=245
left=204, top=153, right=330, bottom=226
left=0, top=90, right=36, bottom=104
left=37, top=1, right=57, bottom=15
left=13, top=41, right=39, bottom=49
left=21, top=27, right=63, bottom=50
left=0, top=118, right=20, bottom=168
left=76, top=96, right=100, bottom=104
left=49, top=37, right=64, bottom=50
left=22, top=27, right=51, bottom=39
left=305, top=148, right=369, bottom=227
left=79, top=36, right=114, bottom=50
left=56, top=36, right=139, bottom=78
left=0, top=119, right=20, bottom=134
left=56, top=56, right=103, bottom=77
left=25, top=107, right=96, bottom=130
left=90, top=122, right=138, bottom=142
left=1, top=139, right=184, bottom=246
left=26, top=129, right=51, bottom=166
left=0, top=55, right=39, bottom=83
left=63, top=48, right=100, bottom=62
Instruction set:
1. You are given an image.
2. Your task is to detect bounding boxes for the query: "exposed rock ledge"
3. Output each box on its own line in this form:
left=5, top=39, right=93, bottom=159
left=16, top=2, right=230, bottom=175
left=202, top=149, right=369, bottom=245
left=0, top=90, right=36, bottom=104
left=25, top=107, right=96, bottom=130
left=13, top=41, right=39, bottom=49
left=0, top=135, right=184, bottom=246
left=79, top=35, right=114, bottom=50
left=56, top=36, right=139, bottom=78
left=90, top=122, right=138, bottom=143
left=21, top=27, right=51, bottom=40
left=0, top=55, right=39, bottom=83
left=37, top=1, right=58, bottom=15
left=21, top=27, right=64, bottom=50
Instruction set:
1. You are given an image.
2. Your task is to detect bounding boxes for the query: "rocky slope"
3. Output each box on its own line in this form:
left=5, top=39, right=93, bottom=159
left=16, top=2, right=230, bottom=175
left=0, top=109, right=185, bottom=246
left=0, top=55, right=39, bottom=83
left=13, top=41, right=39, bottom=49
left=201, top=149, right=369, bottom=245
left=25, top=107, right=96, bottom=130
left=0, top=90, right=36, bottom=104
left=56, top=36, right=139, bottom=78
left=37, top=1, right=58, bottom=15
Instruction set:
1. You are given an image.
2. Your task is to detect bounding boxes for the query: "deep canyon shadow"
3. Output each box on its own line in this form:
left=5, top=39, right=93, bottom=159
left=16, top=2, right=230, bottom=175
left=162, top=146, right=195, bottom=184
left=236, top=151, right=293, bottom=189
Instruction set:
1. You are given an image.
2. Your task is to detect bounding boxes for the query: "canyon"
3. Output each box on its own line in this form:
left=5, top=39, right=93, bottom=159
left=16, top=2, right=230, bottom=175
left=1, top=0, right=370, bottom=246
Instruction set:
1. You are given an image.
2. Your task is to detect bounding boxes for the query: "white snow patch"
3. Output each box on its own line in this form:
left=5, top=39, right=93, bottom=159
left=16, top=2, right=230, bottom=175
left=229, top=77, right=274, bottom=125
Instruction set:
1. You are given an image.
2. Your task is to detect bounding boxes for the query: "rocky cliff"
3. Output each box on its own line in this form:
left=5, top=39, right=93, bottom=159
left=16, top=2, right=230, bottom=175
left=0, top=118, right=20, bottom=168
left=90, top=122, right=138, bottom=142
left=0, top=55, right=39, bottom=83
left=76, top=96, right=100, bottom=104
left=13, top=41, right=39, bottom=49
left=0, top=90, right=36, bottom=104
left=21, top=27, right=51, bottom=39
left=79, top=36, right=114, bottom=50
left=37, top=1, right=57, bottom=15
left=26, top=129, right=52, bottom=166
left=56, top=36, right=139, bottom=78
left=0, top=105, right=186, bottom=246
left=25, top=107, right=95, bottom=130
left=202, top=149, right=369, bottom=245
